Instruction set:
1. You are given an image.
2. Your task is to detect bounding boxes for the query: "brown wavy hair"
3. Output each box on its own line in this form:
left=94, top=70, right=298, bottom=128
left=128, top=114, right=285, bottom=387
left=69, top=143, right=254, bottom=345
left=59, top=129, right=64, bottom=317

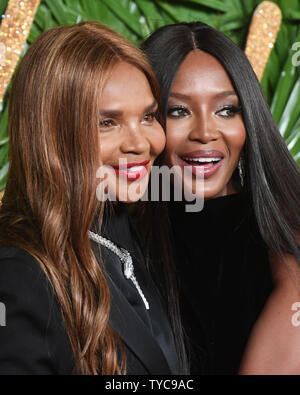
left=0, top=21, right=161, bottom=374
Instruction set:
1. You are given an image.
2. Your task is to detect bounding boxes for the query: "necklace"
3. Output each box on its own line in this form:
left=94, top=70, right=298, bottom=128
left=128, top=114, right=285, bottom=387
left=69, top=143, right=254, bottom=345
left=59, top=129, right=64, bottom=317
left=88, top=230, right=150, bottom=310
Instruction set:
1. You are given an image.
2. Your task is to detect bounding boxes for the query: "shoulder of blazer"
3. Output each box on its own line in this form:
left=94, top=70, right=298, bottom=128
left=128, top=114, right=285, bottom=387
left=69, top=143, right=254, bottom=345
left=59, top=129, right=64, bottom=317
left=0, top=245, right=39, bottom=263
left=0, top=246, right=74, bottom=374
left=0, top=246, right=56, bottom=318
left=0, top=246, right=53, bottom=301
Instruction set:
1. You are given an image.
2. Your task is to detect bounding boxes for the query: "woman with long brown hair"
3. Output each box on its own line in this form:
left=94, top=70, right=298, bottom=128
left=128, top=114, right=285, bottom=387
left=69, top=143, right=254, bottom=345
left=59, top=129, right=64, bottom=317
left=0, top=22, right=186, bottom=375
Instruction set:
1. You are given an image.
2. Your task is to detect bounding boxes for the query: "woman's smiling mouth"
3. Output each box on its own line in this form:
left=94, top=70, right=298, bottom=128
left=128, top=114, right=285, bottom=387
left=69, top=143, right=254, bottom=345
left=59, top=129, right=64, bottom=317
left=179, top=150, right=224, bottom=178
left=112, top=160, right=150, bottom=181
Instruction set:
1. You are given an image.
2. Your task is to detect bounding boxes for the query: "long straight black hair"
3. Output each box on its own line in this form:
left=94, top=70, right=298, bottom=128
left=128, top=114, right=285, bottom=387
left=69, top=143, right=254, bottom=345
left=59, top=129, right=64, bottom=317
left=142, top=22, right=300, bottom=274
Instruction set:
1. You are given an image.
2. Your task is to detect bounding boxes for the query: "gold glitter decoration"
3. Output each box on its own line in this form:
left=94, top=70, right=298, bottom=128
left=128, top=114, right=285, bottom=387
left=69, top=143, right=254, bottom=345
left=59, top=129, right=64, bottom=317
left=0, top=0, right=40, bottom=102
left=245, top=1, right=282, bottom=81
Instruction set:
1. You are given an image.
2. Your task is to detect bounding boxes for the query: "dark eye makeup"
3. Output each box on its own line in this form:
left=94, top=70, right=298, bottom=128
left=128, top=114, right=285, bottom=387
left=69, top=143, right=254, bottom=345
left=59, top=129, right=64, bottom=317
left=99, top=110, right=158, bottom=130
left=143, top=111, right=157, bottom=123
left=167, top=103, right=242, bottom=119
left=99, top=118, right=116, bottom=128
left=167, top=105, right=191, bottom=118
left=216, top=105, right=242, bottom=118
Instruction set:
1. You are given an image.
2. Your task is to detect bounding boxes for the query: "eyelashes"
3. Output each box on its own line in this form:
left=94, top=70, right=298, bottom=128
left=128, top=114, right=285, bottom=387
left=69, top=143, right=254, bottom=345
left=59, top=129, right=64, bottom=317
left=142, top=111, right=158, bottom=125
left=216, top=105, right=242, bottom=118
left=99, top=111, right=158, bottom=130
left=99, top=119, right=116, bottom=128
left=167, top=104, right=242, bottom=119
left=99, top=104, right=242, bottom=130
left=167, top=105, right=191, bottom=118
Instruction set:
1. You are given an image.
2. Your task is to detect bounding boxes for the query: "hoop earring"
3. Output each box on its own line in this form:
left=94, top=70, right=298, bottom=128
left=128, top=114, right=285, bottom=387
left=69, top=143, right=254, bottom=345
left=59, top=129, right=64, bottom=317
left=238, top=155, right=244, bottom=187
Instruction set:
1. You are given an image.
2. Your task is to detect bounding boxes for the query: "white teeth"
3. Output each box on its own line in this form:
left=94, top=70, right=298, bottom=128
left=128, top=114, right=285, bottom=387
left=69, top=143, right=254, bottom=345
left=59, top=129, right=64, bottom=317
left=127, top=165, right=144, bottom=172
left=183, top=157, right=222, bottom=163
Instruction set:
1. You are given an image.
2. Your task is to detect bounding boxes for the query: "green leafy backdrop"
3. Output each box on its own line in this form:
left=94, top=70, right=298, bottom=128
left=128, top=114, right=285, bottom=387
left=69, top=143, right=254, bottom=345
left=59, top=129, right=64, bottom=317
left=0, top=0, right=300, bottom=191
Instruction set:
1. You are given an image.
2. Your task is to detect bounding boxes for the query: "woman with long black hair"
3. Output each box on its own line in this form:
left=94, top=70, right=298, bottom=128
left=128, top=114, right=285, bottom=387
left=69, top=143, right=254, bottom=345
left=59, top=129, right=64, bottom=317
left=142, top=22, right=300, bottom=374
left=0, top=21, right=187, bottom=375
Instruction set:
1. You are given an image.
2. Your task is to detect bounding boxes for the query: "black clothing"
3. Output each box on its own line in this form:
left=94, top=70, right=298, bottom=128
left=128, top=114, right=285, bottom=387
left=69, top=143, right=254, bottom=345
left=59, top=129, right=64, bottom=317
left=169, top=192, right=274, bottom=375
left=0, top=203, right=179, bottom=375
left=99, top=203, right=180, bottom=375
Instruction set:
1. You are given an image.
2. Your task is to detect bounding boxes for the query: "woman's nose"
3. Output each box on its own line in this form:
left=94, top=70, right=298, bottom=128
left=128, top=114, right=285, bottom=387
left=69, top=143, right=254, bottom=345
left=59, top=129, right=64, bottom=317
left=188, top=112, right=220, bottom=144
left=120, top=124, right=150, bottom=154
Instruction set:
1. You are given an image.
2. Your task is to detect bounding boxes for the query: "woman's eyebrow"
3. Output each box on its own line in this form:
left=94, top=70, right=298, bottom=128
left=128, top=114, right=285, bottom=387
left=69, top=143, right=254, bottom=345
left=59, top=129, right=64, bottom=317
left=99, top=101, right=157, bottom=117
left=144, top=100, right=158, bottom=112
left=169, top=91, right=238, bottom=100
left=169, top=92, right=191, bottom=100
left=99, top=109, right=123, bottom=117
left=214, top=90, right=237, bottom=98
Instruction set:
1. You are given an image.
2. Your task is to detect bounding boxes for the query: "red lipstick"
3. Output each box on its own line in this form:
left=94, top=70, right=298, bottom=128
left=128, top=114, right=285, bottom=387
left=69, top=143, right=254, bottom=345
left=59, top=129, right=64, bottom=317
left=112, top=160, right=150, bottom=181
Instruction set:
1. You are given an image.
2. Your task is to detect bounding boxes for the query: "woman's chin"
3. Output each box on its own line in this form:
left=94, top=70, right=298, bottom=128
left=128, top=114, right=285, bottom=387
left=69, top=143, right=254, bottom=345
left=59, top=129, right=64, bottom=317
left=203, top=181, right=237, bottom=200
left=180, top=179, right=223, bottom=201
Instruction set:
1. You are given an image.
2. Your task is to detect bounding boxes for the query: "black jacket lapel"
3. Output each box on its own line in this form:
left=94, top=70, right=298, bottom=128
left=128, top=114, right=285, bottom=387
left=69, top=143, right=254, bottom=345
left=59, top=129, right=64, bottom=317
left=107, top=273, right=172, bottom=375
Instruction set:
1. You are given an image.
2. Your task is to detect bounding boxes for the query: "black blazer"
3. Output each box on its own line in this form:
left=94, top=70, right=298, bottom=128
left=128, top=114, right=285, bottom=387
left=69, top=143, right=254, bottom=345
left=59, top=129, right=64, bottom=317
left=0, top=220, right=179, bottom=375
